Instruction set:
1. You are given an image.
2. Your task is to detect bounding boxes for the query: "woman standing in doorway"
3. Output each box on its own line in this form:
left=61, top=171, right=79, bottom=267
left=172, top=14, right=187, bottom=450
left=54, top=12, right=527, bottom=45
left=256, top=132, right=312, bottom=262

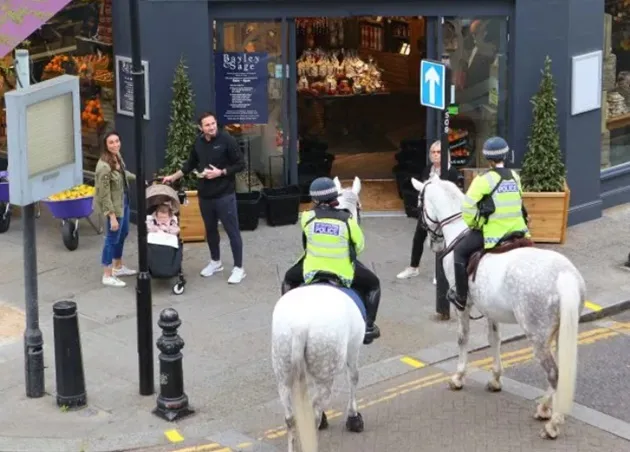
left=396, top=140, right=463, bottom=282
left=94, top=131, right=137, bottom=287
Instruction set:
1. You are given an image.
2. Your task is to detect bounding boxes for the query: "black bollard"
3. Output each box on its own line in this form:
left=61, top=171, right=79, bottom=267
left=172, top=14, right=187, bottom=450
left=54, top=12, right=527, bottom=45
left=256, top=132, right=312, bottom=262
left=52, top=300, right=87, bottom=408
left=153, top=308, right=194, bottom=421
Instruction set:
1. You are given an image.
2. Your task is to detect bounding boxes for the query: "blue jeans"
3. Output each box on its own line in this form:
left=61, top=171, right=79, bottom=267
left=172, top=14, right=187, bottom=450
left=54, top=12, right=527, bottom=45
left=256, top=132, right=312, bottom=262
left=101, top=197, right=130, bottom=267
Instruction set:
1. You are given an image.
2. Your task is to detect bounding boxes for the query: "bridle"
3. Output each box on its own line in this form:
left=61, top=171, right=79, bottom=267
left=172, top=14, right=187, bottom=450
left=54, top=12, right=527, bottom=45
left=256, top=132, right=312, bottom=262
left=417, top=181, right=465, bottom=254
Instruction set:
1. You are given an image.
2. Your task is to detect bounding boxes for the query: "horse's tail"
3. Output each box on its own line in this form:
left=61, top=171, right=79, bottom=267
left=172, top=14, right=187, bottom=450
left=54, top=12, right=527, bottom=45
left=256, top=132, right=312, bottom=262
left=290, top=326, right=318, bottom=452
left=555, top=270, right=580, bottom=415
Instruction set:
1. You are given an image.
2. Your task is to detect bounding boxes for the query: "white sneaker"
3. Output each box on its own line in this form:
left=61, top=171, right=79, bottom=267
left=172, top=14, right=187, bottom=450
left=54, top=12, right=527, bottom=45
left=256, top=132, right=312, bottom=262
left=200, top=260, right=224, bottom=277
left=397, top=267, right=420, bottom=279
left=113, top=266, right=137, bottom=277
left=227, top=267, right=246, bottom=284
left=102, top=275, right=126, bottom=287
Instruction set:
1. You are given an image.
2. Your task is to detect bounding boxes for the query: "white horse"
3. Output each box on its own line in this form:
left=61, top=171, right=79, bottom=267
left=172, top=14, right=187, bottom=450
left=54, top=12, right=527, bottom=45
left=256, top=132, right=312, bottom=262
left=411, top=175, right=585, bottom=439
left=271, top=176, right=366, bottom=452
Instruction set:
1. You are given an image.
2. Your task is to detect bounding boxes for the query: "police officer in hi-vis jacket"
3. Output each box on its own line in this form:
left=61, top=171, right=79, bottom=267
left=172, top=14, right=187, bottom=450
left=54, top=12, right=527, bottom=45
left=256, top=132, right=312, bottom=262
left=449, top=137, right=530, bottom=311
left=282, top=177, right=382, bottom=344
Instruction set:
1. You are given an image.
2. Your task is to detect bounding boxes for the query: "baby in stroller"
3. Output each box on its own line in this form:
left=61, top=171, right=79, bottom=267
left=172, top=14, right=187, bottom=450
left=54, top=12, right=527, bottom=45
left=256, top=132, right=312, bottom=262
left=146, top=203, right=180, bottom=236
left=146, top=182, right=187, bottom=294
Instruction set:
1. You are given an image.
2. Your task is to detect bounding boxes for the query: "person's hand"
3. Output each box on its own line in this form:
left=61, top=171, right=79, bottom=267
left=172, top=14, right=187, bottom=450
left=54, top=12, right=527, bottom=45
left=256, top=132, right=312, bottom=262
left=203, top=165, right=223, bottom=179
left=162, top=174, right=175, bottom=184
left=110, top=217, right=119, bottom=232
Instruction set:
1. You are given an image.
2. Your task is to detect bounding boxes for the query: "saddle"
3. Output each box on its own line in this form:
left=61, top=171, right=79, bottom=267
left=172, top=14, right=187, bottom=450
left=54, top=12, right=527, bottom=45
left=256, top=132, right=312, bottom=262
left=302, top=271, right=368, bottom=321
left=466, top=232, right=534, bottom=282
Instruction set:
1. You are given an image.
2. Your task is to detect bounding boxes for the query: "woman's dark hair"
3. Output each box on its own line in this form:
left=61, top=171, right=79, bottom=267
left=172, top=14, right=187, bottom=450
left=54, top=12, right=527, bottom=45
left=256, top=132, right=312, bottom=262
left=101, top=130, right=121, bottom=171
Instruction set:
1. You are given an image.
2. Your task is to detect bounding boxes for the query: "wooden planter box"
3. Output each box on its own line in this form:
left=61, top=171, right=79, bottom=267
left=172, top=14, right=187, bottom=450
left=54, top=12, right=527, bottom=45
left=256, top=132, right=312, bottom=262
left=522, top=182, right=570, bottom=244
left=179, top=191, right=206, bottom=243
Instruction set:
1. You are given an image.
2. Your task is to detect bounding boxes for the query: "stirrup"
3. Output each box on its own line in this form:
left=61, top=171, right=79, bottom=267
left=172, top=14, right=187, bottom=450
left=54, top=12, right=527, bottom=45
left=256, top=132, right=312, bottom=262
left=446, top=288, right=466, bottom=312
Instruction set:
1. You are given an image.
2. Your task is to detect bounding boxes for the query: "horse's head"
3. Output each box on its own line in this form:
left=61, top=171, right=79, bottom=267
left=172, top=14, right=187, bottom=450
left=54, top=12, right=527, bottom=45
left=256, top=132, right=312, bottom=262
left=411, top=175, right=464, bottom=252
left=333, top=176, right=362, bottom=223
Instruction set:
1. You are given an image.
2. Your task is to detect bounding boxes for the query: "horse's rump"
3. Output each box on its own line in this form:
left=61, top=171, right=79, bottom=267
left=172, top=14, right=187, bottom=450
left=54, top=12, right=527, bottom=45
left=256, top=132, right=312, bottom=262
left=467, top=234, right=534, bottom=281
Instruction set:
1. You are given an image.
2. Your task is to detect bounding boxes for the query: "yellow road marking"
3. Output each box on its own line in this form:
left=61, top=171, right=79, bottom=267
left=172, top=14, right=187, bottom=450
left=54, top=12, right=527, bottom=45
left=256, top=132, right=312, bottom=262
left=236, top=442, right=252, bottom=449
left=400, top=356, right=425, bottom=368
left=164, top=429, right=184, bottom=443
left=385, top=371, right=448, bottom=392
left=172, top=444, right=226, bottom=452
left=585, top=300, right=602, bottom=311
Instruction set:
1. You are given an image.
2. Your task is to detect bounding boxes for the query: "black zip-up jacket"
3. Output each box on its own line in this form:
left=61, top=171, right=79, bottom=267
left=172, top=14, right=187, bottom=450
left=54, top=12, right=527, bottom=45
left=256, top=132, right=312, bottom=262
left=181, top=130, right=245, bottom=199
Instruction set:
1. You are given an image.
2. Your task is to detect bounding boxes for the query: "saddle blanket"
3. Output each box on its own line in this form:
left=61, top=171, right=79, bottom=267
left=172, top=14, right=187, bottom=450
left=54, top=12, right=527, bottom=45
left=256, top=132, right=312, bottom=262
left=313, top=284, right=367, bottom=321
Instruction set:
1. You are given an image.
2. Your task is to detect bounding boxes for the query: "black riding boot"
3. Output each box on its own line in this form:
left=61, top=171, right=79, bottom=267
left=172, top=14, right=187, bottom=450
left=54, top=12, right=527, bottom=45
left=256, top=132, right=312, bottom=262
left=363, top=288, right=381, bottom=345
left=446, top=262, right=469, bottom=311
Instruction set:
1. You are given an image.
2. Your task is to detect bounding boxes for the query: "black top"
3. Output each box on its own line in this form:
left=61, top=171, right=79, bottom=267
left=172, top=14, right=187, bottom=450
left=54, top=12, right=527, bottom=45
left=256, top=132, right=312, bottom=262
left=420, top=165, right=463, bottom=188
left=181, top=130, right=246, bottom=199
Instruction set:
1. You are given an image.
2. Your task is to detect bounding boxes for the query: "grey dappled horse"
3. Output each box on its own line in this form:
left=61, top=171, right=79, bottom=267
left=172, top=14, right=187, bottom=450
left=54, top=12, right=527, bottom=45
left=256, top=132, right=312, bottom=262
left=412, top=175, right=585, bottom=440
left=271, top=177, right=365, bottom=452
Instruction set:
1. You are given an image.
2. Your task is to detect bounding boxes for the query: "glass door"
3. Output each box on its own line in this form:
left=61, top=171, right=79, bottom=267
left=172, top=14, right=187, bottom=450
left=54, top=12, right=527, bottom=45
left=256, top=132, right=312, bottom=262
left=213, top=19, right=294, bottom=190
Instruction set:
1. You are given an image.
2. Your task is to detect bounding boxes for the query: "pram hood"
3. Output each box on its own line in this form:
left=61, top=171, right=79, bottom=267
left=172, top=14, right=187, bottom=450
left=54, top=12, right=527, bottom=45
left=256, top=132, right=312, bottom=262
left=146, top=184, right=180, bottom=214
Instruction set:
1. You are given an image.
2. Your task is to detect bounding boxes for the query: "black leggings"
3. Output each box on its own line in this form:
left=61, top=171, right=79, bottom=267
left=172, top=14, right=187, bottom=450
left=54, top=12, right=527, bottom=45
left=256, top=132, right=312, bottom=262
left=453, top=230, right=484, bottom=266
left=284, top=258, right=379, bottom=295
left=410, top=218, right=429, bottom=267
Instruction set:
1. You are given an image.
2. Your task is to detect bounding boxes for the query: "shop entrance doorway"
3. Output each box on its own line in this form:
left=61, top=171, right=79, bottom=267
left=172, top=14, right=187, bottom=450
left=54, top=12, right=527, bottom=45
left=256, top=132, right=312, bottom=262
left=296, top=16, right=427, bottom=210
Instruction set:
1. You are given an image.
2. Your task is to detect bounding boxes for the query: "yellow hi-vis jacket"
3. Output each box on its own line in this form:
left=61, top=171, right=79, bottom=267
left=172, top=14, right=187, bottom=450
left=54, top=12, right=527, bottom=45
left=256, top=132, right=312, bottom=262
left=300, top=207, right=365, bottom=287
left=462, top=169, right=530, bottom=249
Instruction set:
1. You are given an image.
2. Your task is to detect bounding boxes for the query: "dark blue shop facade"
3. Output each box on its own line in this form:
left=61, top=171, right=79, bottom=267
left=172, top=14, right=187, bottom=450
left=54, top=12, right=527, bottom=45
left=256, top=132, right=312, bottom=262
left=110, top=0, right=615, bottom=225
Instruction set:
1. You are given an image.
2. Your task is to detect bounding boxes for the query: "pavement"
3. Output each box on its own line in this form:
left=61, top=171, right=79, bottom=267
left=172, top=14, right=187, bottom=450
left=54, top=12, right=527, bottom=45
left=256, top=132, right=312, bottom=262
left=0, top=200, right=629, bottom=452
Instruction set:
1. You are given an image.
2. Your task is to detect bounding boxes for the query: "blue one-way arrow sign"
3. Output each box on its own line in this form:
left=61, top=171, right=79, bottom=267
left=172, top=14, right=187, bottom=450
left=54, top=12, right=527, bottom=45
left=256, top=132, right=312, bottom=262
left=420, top=59, right=446, bottom=110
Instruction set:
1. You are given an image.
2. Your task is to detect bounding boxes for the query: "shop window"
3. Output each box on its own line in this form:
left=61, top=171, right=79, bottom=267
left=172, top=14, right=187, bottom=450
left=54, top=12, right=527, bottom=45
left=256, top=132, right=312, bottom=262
left=443, top=17, right=508, bottom=169
left=0, top=0, right=114, bottom=173
left=602, top=5, right=630, bottom=169
left=215, top=21, right=286, bottom=191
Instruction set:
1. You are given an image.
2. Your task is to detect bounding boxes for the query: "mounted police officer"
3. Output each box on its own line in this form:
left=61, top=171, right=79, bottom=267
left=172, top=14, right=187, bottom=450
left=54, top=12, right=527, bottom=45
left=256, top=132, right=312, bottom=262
left=281, top=177, right=382, bottom=344
left=448, top=137, right=530, bottom=311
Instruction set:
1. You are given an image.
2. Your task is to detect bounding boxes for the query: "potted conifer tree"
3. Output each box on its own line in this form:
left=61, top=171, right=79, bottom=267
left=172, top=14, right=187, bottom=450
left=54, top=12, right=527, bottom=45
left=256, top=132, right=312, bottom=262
left=159, top=56, right=204, bottom=242
left=519, top=56, right=570, bottom=244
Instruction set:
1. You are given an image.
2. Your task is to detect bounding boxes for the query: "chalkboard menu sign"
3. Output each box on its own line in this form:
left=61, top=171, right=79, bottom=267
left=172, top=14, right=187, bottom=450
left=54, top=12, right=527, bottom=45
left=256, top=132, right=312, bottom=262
left=115, top=55, right=150, bottom=120
left=214, top=52, right=269, bottom=125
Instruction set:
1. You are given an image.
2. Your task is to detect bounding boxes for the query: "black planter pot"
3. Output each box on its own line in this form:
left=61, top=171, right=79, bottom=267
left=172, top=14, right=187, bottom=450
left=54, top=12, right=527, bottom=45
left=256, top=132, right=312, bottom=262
left=236, top=191, right=262, bottom=231
left=392, top=163, right=425, bottom=199
left=262, top=185, right=302, bottom=226
left=401, top=180, right=420, bottom=219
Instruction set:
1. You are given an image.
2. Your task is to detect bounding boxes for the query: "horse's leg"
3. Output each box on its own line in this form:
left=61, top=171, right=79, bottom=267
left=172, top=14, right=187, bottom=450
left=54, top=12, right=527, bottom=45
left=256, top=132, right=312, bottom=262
left=531, top=339, right=561, bottom=439
left=449, top=309, right=471, bottom=390
left=312, top=379, right=333, bottom=431
left=345, top=351, right=364, bottom=432
left=278, top=382, right=297, bottom=452
left=486, top=320, right=503, bottom=392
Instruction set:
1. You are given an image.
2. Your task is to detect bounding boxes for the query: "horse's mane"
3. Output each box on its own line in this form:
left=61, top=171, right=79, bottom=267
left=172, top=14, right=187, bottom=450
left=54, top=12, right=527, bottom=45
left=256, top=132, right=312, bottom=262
left=429, top=176, right=464, bottom=211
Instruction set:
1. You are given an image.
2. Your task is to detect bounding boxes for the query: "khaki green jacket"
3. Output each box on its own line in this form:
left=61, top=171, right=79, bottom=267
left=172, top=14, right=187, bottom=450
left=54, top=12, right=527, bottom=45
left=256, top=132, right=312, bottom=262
left=93, top=158, right=136, bottom=218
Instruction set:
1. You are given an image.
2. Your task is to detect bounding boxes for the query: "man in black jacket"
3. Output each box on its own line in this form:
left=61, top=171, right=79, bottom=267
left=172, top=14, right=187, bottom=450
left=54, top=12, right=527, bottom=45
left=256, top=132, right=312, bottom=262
left=163, top=112, right=246, bottom=284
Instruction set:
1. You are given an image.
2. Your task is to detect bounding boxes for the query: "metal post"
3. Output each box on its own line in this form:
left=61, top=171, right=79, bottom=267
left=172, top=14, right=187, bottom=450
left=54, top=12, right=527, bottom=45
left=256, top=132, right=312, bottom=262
left=15, top=49, right=45, bottom=397
left=435, top=65, right=452, bottom=320
left=53, top=300, right=87, bottom=408
left=153, top=308, right=194, bottom=421
left=128, top=0, right=154, bottom=396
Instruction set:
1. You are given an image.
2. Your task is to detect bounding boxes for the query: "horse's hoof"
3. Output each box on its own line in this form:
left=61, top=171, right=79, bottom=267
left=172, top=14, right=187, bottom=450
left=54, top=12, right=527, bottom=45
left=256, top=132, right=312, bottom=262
left=448, top=379, right=463, bottom=391
left=540, top=422, right=559, bottom=440
left=486, top=380, right=502, bottom=392
left=345, top=412, right=364, bottom=433
left=433, top=313, right=450, bottom=322
left=534, top=405, right=552, bottom=421
left=318, top=412, right=328, bottom=430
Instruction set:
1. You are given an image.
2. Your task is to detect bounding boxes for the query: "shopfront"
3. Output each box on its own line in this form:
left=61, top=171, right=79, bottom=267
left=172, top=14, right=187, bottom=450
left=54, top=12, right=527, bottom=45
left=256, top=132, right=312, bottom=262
left=2, top=0, right=608, bottom=225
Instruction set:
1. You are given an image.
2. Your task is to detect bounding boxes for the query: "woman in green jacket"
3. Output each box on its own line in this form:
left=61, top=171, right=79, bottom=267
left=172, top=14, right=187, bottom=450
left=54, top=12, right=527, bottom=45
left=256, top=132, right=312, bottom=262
left=94, top=131, right=137, bottom=287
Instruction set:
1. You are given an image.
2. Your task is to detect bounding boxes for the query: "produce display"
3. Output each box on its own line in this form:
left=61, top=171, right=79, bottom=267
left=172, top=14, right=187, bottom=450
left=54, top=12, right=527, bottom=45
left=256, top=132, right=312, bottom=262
left=47, top=184, right=95, bottom=201
left=81, top=98, right=105, bottom=128
left=448, top=128, right=472, bottom=167
left=43, top=54, right=110, bottom=80
left=297, top=49, right=386, bottom=96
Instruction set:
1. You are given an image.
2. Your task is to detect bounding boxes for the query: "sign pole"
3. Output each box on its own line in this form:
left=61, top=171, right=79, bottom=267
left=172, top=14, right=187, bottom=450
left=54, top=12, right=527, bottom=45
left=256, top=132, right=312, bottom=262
left=435, top=66, right=452, bottom=320
left=15, top=49, right=45, bottom=398
left=129, top=0, right=154, bottom=396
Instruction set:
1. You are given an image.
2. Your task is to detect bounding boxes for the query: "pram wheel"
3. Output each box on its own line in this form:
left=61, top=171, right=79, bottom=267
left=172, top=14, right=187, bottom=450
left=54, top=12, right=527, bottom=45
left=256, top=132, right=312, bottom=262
left=172, top=282, right=185, bottom=295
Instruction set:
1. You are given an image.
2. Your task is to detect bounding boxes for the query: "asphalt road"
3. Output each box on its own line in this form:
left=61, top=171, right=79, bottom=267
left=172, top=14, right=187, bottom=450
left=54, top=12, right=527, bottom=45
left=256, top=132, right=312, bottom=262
left=136, top=311, right=630, bottom=452
left=504, top=310, right=630, bottom=424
